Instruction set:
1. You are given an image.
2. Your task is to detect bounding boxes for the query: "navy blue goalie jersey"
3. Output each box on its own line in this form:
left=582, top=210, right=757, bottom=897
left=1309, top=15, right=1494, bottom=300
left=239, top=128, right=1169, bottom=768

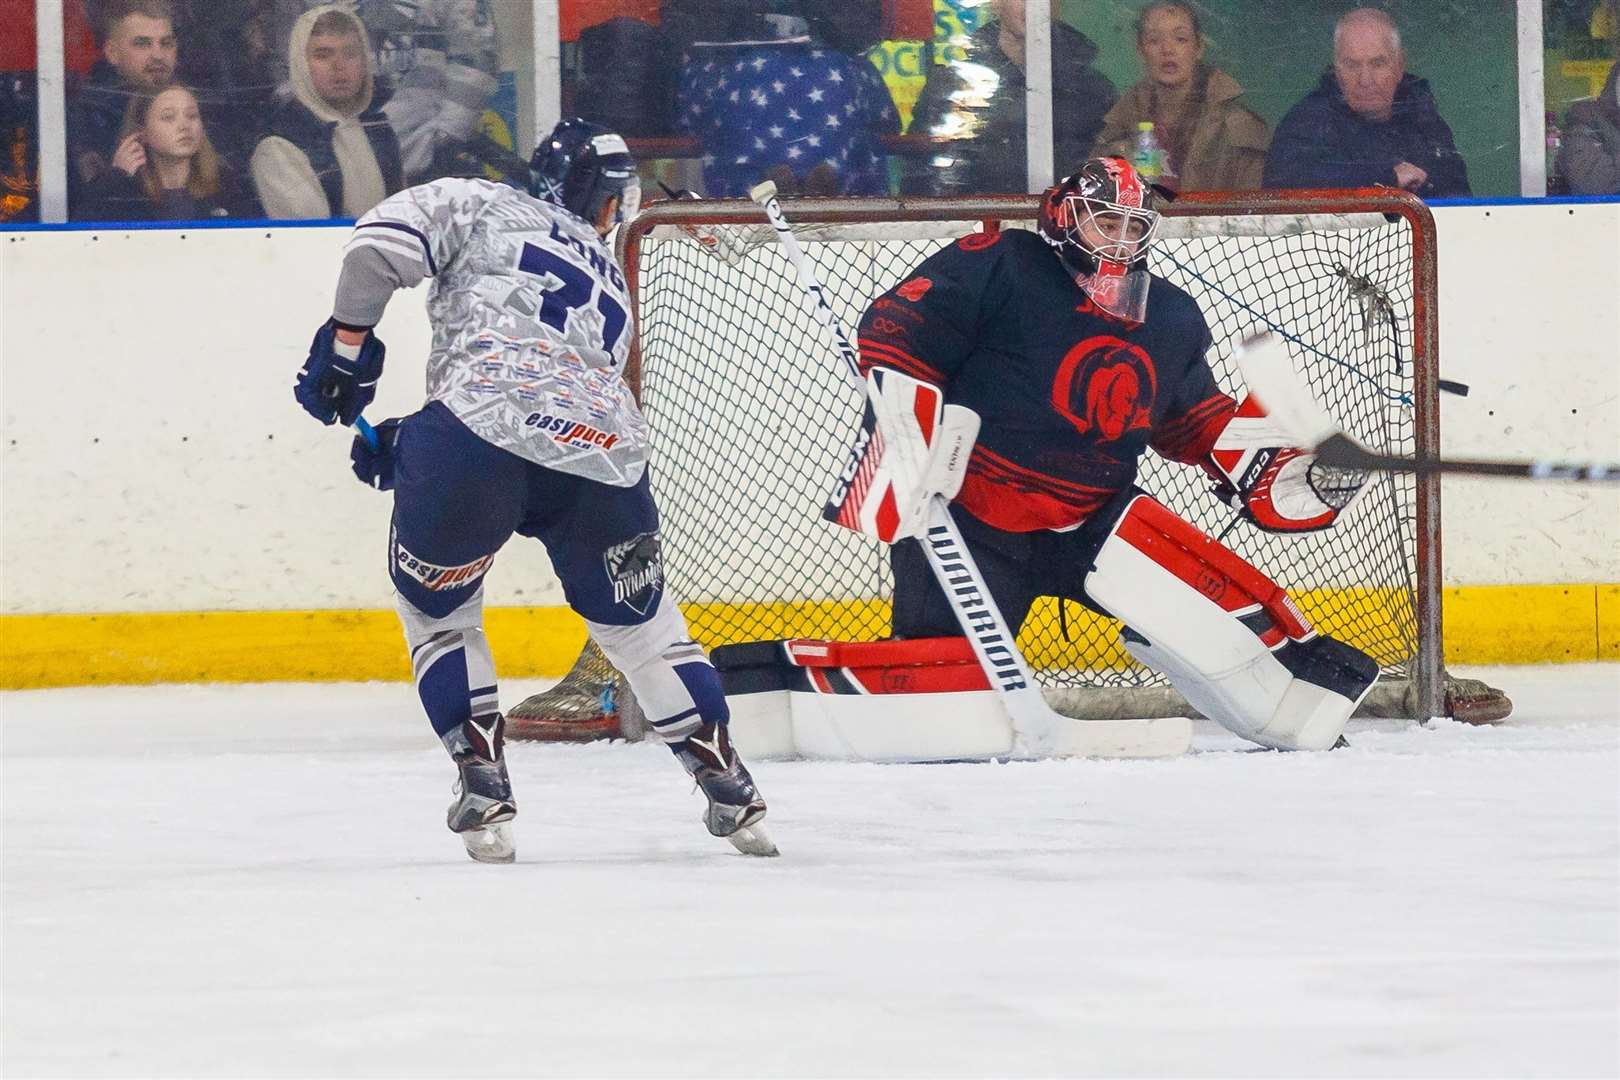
left=856, top=228, right=1236, bottom=533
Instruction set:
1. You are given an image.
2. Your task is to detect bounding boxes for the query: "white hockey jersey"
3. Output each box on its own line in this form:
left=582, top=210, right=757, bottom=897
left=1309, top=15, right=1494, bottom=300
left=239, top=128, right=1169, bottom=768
left=333, top=178, right=647, bottom=486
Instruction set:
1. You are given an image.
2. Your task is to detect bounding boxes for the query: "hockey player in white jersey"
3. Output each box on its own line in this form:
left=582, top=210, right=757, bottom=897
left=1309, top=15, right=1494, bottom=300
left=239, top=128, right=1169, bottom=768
left=293, top=119, right=775, bottom=861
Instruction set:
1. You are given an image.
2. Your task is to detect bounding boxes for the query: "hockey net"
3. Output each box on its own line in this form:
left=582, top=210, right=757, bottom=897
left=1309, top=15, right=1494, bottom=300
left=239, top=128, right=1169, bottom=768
left=510, top=190, right=1509, bottom=738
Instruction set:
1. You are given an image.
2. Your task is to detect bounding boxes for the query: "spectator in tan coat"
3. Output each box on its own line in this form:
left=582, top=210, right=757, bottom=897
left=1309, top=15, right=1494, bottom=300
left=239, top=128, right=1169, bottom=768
left=1090, top=1, right=1269, bottom=193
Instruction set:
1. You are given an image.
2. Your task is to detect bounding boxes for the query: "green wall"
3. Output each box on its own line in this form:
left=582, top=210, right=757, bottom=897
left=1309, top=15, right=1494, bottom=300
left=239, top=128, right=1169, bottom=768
left=1059, top=1, right=1522, bottom=196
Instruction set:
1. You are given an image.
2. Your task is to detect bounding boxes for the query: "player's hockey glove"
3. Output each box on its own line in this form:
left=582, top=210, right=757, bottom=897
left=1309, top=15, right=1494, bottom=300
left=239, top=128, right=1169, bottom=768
left=1206, top=394, right=1366, bottom=533
left=295, top=319, right=385, bottom=426
left=350, top=417, right=403, bottom=491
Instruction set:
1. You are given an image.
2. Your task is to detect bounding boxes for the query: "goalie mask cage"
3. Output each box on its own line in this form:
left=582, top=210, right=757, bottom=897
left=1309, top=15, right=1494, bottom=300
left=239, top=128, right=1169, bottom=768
left=519, top=189, right=1470, bottom=736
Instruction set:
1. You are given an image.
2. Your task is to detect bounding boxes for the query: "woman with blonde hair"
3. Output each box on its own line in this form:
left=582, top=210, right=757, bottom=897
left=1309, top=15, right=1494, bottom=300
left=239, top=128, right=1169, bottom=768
left=1090, top=0, right=1269, bottom=192
left=80, top=84, right=261, bottom=221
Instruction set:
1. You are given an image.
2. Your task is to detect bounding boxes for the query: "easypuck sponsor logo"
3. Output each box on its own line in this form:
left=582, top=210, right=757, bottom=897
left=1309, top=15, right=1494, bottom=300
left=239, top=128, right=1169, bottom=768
left=525, top=413, right=620, bottom=450
left=393, top=542, right=495, bottom=592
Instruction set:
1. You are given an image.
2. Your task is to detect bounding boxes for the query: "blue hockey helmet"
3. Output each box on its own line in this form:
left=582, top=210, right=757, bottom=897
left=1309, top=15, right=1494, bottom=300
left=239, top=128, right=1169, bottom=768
left=528, top=118, right=641, bottom=229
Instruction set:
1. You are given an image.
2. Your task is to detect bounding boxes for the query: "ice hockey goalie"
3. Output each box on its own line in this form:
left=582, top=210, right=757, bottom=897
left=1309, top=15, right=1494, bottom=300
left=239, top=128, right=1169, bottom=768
left=819, top=157, right=1381, bottom=752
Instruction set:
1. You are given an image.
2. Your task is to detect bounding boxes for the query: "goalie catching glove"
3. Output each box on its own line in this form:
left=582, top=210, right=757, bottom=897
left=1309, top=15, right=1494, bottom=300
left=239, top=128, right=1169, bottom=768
left=824, top=368, right=980, bottom=543
left=1206, top=393, right=1367, bottom=532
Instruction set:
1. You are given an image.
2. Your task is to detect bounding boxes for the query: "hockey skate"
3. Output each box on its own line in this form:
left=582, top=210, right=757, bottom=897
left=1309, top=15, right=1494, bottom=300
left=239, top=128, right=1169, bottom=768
left=444, top=714, right=516, bottom=864
left=674, top=721, right=777, bottom=856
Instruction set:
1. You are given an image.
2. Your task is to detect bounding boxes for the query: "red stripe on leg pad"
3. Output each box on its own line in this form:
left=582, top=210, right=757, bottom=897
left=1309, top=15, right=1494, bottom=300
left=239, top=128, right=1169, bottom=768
left=1112, top=496, right=1315, bottom=640
left=788, top=637, right=979, bottom=667
left=784, top=637, right=992, bottom=694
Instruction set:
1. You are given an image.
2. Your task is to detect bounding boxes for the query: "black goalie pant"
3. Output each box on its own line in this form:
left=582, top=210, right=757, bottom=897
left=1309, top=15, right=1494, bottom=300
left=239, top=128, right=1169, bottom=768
left=888, top=486, right=1144, bottom=639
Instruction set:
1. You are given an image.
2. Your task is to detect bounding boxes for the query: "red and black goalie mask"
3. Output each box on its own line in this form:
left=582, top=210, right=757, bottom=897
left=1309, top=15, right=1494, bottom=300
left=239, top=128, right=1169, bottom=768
left=1037, top=157, right=1162, bottom=322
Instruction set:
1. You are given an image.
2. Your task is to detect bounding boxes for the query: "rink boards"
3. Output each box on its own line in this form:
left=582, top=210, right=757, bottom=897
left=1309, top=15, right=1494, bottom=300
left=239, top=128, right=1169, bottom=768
left=0, top=203, right=1616, bottom=685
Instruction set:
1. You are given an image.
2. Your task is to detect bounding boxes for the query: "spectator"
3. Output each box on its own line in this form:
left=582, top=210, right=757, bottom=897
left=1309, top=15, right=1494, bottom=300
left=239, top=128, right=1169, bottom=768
left=366, top=0, right=501, bottom=184
left=264, top=0, right=502, bottom=185
left=1263, top=7, right=1469, bottom=197
left=1089, top=1, right=1269, bottom=192
left=81, top=1, right=276, bottom=172
left=1556, top=59, right=1619, bottom=194
left=250, top=5, right=403, bottom=219
left=906, top=0, right=1116, bottom=196
left=668, top=0, right=898, bottom=197
left=67, top=0, right=178, bottom=215
left=78, top=84, right=261, bottom=219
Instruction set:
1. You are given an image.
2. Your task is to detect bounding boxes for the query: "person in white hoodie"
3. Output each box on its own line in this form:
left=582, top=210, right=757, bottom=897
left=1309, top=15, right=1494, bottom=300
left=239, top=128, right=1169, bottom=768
left=251, top=5, right=403, bottom=218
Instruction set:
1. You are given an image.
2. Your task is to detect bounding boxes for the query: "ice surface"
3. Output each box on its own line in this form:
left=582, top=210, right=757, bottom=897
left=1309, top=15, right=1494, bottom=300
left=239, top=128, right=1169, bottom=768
left=4, top=665, right=1617, bottom=1078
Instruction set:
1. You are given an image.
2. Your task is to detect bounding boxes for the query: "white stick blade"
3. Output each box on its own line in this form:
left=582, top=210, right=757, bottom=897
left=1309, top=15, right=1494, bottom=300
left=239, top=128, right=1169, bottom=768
left=1232, top=333, right=1339, bottom=450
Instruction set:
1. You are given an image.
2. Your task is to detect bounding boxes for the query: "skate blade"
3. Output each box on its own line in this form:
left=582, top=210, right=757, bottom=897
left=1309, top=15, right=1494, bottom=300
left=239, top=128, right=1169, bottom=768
left=726, top=821, right=779, bottom=857
left=461, top=821, right=515, bottom=864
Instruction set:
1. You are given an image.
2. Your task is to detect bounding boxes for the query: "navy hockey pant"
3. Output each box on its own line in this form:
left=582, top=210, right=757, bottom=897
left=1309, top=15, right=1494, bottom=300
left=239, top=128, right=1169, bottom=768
left=388, top=402, right=664, bottom=625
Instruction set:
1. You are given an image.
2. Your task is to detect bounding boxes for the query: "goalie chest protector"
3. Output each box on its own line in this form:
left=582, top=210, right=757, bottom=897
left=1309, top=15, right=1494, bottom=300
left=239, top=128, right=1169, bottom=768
left=857, top=228, right=1236, bottom=532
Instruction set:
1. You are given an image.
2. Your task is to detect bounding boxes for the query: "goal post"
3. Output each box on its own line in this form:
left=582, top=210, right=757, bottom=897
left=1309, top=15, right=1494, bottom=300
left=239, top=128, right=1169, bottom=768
left=509, top=188, right=1506, bottom=740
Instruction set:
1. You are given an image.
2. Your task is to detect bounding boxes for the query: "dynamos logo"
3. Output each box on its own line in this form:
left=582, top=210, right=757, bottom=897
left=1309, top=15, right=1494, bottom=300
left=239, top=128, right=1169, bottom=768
left=1051, top=336, right=1157, bottom=442
left=603, top=532, right=664, bottom=616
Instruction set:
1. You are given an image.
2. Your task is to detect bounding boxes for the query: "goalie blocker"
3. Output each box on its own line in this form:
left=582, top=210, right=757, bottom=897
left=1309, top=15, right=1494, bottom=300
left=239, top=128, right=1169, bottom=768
left=824, top=367, right=978, bottom=543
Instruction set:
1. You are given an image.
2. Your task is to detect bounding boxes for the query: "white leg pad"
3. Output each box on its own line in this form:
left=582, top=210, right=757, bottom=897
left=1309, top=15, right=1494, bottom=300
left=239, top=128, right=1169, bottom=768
left=1086, top=507, right=1364, bottom=751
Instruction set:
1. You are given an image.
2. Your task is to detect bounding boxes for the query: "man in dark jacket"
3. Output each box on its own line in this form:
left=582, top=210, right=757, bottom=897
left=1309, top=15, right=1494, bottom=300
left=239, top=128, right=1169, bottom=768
left=1264, top=7, right=1468, bottom=197
left=67, top=0, right=179, bottom=217
left=906, top=0, right=1117, bottom=196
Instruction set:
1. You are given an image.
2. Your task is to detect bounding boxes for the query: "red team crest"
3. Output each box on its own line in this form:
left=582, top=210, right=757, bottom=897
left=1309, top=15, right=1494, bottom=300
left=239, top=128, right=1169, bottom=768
left=895, top=277, right=933, bottom=302
left=1051, top=336, right=1158, bottom=441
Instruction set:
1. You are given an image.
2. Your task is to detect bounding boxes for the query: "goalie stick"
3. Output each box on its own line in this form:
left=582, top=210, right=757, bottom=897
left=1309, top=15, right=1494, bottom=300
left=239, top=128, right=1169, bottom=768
left=1234, top=335, right=1620, bottom=484
left=748, top=181, right=1189, bottom=760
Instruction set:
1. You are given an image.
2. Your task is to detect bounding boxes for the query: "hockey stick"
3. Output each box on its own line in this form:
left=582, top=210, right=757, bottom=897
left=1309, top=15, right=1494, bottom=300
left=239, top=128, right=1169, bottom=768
left=748, top=181, right=1188, bottom=760
left=1235, top=335, right=1620, bottom=484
